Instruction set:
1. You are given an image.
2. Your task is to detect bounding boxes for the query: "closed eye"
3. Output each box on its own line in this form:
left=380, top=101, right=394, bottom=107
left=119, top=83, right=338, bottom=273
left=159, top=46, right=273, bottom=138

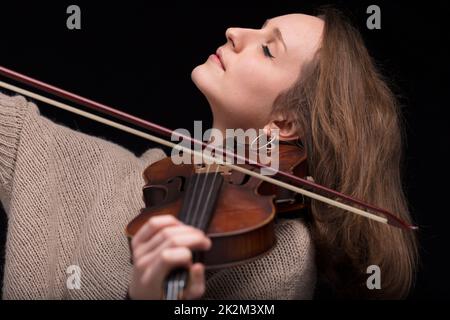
left=262, top=44, right=275, bottom=59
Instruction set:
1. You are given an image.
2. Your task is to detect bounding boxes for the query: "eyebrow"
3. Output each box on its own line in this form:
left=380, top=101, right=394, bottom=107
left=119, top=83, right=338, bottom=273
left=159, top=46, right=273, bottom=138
left=262, top=19, right=288, bottom=52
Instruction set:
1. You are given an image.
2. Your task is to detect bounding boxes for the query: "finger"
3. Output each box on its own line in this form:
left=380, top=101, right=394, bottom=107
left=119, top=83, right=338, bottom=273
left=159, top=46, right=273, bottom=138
left=183, top=263, right=206, bottom=300
left=134, top=231, right=212, bottom=270
left=131, top=215, right=180, bottom=250
left=141, top=247, right=193, bottom=286
left=134, top=227, right=211, bottom=260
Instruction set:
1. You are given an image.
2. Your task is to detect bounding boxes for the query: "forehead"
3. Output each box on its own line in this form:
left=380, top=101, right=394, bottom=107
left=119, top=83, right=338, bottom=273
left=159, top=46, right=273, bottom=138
left=266, top=14, right=324, bottom=59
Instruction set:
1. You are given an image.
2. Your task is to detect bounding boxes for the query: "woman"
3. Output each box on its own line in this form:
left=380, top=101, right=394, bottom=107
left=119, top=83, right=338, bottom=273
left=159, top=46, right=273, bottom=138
left=0, top=8, right=417, bottom=300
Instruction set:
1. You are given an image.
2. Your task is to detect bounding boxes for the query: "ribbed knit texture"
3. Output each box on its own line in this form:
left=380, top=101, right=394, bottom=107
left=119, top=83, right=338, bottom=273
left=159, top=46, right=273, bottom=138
left=0, top=92, right=316, bottom=299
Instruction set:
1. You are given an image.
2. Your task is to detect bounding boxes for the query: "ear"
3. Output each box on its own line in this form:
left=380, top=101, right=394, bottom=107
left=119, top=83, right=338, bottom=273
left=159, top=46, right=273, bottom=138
left=263, top=114, right=299, bottom=141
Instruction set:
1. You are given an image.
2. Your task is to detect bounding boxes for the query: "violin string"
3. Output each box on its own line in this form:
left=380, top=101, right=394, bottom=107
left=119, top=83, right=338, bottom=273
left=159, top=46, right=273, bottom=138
left=172, top=275, right=179, bottom=300
left=167, top=277, right=173, bottom=300
left=169, top=160, right=220, bottom=299
left=168, top=172, right=202, bottom=300
left=172, top=272, right=178, bottom=300
left=175, top=164, right=211, bottom=299
left=189, top=142, right=224, bottom=229
left=169, top=162, right=218, bottom=300
left=173, top=164, right=220, bottom=299
left=185, top=170, right=202, bottom=225
left=193, top=165, right=221, bottom=230
left=179, top=165, right=221, bottom=299
left=170, top=270, right=184, bottom=300
left=191, top=165, right=214, bottom=229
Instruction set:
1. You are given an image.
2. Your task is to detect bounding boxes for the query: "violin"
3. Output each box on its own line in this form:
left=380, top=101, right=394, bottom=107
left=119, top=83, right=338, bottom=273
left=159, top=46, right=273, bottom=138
left=125, top=140, right=307, bottom=299
left=0, top=65, right=418, bottom=300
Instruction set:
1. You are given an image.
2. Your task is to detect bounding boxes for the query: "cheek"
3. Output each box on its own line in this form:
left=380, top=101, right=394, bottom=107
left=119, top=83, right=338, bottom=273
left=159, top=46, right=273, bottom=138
left=231, top=62, right=280, bottom=101
left=221, top=62, right=283, bottom=123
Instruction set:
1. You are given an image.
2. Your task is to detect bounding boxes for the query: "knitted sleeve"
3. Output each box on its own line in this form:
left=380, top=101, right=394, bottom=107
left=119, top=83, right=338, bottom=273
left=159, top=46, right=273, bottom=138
left=0, top=93, right=29, bottom=205
left=203, top=218, right=317, bottom=300
left=0, top=91, right=167, bottom=299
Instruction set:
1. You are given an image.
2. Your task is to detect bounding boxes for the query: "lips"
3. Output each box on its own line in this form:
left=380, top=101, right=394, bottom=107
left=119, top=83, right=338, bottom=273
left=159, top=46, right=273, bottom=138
left=215, top=48, right=226, bottom=70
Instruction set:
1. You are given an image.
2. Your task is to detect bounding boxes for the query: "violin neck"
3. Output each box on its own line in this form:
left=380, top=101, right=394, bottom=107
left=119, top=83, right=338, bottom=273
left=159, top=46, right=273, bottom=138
left=163, top=172, right=224, bottom=300
left=165, top=268, right=188, bottom=300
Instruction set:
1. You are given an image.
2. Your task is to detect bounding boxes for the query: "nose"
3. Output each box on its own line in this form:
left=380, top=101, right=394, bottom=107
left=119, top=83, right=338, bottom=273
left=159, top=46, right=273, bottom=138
left=225, top=28, right=237, bottom=50
left=225, top=27, right=257, bottom=53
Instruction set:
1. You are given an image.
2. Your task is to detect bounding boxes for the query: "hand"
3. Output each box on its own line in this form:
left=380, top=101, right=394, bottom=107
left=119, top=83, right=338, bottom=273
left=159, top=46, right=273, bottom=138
left=128, top=215, right=212, bottom=300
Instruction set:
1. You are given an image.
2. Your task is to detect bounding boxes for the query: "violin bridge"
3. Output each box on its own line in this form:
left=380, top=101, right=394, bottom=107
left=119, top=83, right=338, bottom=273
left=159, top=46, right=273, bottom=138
left=194, top=163, right=232, bottom=175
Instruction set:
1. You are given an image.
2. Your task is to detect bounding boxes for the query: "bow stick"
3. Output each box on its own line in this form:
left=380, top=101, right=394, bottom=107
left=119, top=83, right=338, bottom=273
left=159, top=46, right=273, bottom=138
left=0, top=65, right=418, bottom=230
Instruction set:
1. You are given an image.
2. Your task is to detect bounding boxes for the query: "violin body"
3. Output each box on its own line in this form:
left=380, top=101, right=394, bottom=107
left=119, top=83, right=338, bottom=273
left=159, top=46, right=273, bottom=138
left=126, top=142, right=308, bottom=268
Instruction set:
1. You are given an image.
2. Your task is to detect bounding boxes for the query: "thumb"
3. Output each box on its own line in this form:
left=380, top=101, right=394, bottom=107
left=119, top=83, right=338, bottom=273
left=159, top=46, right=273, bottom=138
left=183, top=263, right=206, bottom=300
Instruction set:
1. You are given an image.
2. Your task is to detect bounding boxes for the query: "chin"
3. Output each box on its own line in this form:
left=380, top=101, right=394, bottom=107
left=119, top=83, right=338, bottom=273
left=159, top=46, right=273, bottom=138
left=190, top=64, right=204, bottom=88
left=191, top=64, right=220, bottom=101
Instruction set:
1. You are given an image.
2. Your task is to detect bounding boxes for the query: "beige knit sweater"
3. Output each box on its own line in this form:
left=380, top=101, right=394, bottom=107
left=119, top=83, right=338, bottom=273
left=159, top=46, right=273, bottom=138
left=0, top=92, right=316, bottom=300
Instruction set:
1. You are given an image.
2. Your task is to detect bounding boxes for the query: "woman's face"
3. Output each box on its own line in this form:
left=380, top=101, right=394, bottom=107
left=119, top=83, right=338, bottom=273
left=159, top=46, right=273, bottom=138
left=191, top=13, right=324, bottom=133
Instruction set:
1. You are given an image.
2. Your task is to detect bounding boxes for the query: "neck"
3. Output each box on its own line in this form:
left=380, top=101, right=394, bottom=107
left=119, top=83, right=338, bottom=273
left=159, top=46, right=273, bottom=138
left=211, top=120, right=227, bottom=139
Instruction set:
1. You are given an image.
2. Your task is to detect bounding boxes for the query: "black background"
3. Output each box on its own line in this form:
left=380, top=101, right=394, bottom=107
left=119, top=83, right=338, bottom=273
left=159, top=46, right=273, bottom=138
left=0, top=0, right=449, bottom=299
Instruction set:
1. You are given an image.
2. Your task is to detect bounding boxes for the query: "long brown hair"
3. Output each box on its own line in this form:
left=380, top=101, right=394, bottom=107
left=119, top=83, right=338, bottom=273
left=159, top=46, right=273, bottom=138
left=271, top=7, right=418, bottom=299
